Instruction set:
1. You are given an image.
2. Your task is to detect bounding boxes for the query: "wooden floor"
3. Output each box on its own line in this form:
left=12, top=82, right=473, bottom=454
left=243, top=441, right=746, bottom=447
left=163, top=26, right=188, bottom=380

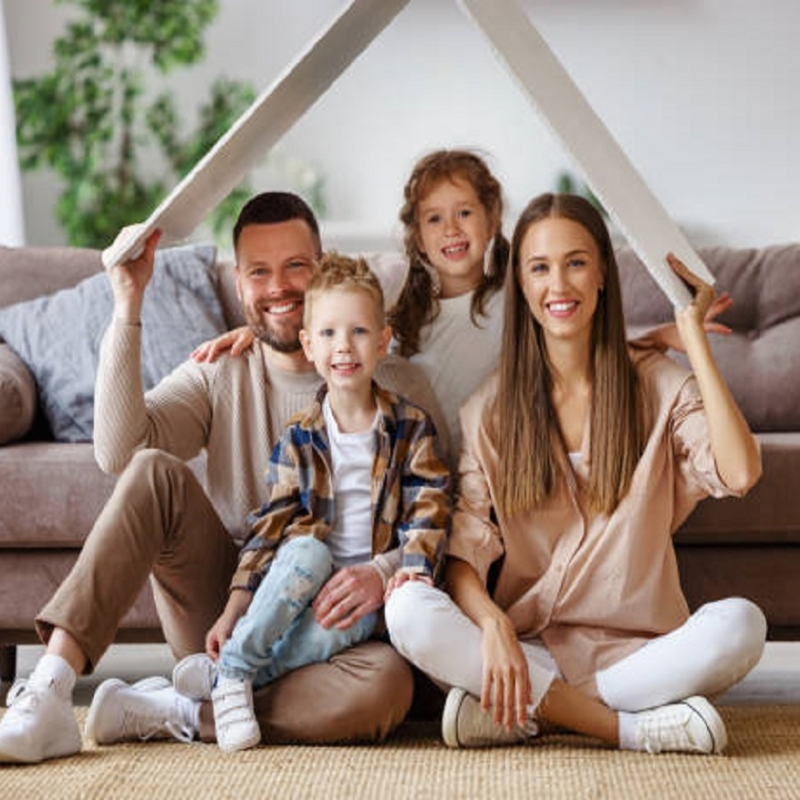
left=9, top=641, right=800, bottom=707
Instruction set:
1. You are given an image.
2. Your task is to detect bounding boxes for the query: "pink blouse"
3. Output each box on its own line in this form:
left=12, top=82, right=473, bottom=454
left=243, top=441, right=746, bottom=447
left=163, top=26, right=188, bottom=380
left=449, top=349, right=751, bottom=695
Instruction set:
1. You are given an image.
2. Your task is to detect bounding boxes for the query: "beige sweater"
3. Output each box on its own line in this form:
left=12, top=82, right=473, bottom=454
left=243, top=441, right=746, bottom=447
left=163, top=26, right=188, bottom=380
left=94, top=319, right=447, bottom=547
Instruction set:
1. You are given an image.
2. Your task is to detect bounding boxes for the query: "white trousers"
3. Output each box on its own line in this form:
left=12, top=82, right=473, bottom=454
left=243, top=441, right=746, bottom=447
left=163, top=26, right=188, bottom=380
left=385, top=581, right=767, bottom=713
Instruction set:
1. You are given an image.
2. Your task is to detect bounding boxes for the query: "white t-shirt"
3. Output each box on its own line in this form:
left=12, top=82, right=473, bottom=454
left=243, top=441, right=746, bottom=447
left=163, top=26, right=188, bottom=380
left=322, top=396, right=376, bottom=568
left=406, top=289, right=504, bottom=463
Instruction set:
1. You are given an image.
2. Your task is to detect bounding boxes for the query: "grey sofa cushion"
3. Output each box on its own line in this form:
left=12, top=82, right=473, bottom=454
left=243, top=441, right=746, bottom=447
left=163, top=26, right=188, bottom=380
left=0, top=243, right=227, bottom=442
left=0, top=343, right=37, bottom=444
left=618, top=244, right=800, bottom=432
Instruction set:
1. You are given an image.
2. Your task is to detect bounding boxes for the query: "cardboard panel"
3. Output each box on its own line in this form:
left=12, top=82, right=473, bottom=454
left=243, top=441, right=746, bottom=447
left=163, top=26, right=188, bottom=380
left=102, top=0, right=410, bottom=268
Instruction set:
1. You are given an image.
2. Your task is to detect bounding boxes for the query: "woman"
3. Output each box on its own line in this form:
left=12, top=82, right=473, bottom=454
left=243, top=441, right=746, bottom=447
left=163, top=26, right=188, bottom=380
left=385, top=193, right=766, bottom=755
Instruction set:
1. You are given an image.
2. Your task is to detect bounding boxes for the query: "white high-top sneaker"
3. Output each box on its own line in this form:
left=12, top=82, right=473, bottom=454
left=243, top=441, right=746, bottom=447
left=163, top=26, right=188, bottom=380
left=0, top=657, right=81, bottom=763
left=85, top=677, right=198, bottom=745
left=172, top=653, right=216, bottom=701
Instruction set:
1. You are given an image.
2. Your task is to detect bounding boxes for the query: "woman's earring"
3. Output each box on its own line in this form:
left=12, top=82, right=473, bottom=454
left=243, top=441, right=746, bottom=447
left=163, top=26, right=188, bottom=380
left=483, top=236, right=496, bottom=278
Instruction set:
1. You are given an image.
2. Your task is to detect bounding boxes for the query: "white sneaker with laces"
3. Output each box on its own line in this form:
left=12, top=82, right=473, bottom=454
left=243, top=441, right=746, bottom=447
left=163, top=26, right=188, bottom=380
left=0, top=676, right=82, bottom=763
left=631, top=696, right=727, bottom=755
left=211, top=676, right=261, bottom=752
left=173, top=653, right=216, bottom=701
left=441, top=687, right=538, bottom=749
left=85, top=677, right=197, bottom=745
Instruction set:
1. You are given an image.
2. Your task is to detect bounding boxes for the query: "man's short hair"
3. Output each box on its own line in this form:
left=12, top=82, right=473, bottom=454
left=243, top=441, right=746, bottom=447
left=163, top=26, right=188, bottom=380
left=304, top=252, right=386, bottom=329
left=232, top=192, right=321, bottom=255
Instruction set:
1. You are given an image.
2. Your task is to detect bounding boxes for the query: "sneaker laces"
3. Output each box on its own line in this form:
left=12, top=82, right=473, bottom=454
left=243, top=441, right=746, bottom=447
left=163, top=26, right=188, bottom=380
left=4, top=676, right=58, bottom=716
left=5, top=678, right=30, bottom=707
left=638, top=703, right=698, bottom=754
left=117, top=684, right=195, bottom=744
left=119, top=705, right=194, bottom=743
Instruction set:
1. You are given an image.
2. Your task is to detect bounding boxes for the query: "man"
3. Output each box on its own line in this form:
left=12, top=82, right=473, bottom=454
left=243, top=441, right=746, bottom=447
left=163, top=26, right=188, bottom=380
left=0, top=192, right=447, bottom=764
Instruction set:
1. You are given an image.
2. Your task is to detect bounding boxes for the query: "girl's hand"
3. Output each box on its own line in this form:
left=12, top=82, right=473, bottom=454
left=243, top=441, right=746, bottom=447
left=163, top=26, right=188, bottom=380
left=192, top=325, right=255, bottom=363
left=480, top=614, right=532, bottom=730
left=638, top=291, right=733, bottom=353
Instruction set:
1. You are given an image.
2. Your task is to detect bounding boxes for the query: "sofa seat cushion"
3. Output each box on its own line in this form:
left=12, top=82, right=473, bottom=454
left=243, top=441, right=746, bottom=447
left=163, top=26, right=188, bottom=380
left=0, top=442, right=209, bottom=549
left=0, top=244, right=227, bottom=442
left=676, top=433, right=800, bottom=545
left=0, top=442, right=117, bottom=548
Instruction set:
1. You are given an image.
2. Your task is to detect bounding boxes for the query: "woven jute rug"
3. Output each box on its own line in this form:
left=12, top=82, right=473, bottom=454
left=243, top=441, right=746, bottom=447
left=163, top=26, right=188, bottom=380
left=1, top=705, right=799, bottom=799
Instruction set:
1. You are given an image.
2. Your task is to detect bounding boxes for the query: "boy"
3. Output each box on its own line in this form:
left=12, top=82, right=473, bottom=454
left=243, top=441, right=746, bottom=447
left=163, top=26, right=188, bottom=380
left=179, top=253, right=450, bottom=752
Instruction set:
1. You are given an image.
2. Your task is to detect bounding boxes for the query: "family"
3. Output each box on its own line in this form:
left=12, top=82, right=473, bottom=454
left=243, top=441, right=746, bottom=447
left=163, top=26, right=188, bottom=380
left=0, top=149, right=766, bottom=764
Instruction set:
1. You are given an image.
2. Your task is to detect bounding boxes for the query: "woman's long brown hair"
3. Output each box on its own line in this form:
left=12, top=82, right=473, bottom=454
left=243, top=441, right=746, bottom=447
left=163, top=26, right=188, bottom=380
left=390, top=149, right=509, bottom=357
left=491, top=193, right=647, bottom=516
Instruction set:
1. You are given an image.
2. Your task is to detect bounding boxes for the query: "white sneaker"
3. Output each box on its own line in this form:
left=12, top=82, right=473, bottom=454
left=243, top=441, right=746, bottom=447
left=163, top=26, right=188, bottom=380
left=631, top=696, right=728, bottom=755
left=211, top=676, right=261, bottom=752
left=0, top=676, right=81, bottom=763
left=85, top=677, right=197, bottom=745
left=173, top=653, right=216, bottom=701
left=441, top=687, right=538, bottom=749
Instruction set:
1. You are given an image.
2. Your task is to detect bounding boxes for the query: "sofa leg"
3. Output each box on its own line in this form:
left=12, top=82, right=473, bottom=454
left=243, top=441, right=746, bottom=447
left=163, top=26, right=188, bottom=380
left=1, top=645, right=17, bottom=684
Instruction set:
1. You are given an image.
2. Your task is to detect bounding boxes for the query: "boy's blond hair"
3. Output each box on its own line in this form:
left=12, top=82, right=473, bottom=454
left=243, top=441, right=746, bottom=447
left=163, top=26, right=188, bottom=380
left=303, top=252, right=386, bottom=328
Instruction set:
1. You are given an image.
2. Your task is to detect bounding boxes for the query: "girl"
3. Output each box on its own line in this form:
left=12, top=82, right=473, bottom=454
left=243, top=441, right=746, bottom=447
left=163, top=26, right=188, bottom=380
left=388, top=149, right=508, bottom=458
left=385, top=192, right=766, bottom=755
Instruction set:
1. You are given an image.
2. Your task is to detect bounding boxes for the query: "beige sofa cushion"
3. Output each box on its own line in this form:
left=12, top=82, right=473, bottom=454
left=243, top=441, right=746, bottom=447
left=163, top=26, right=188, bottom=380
left=0, top=343, right=36, bottom=444
left=618, top=243, right=800, bottom=432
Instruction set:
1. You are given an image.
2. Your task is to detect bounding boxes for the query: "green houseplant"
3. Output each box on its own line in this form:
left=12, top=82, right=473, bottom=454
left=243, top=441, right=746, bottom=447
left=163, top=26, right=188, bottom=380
left=554, top=169, right=607, bottom=218
left=13, top=0, right=256, bottom=248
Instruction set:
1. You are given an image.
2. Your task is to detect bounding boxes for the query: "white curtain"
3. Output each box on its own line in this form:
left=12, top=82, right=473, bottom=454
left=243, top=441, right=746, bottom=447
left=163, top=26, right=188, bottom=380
left=0, top=2, right=25, bottom=246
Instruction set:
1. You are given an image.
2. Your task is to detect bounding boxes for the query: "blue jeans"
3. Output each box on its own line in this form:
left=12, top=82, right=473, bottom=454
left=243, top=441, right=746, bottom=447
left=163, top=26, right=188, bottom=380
left=219, top=536, right=377, bottom=689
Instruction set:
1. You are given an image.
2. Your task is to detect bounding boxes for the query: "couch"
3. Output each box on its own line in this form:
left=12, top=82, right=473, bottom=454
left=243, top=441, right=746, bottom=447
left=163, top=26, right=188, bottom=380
left=0, top=243, right=246, bottom=684
left=1, top=241, right=798, bottom=686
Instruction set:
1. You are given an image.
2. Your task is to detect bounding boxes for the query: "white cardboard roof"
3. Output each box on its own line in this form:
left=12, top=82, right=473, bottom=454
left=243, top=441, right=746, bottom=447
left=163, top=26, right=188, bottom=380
left=102, top=0, right=713, bottom=307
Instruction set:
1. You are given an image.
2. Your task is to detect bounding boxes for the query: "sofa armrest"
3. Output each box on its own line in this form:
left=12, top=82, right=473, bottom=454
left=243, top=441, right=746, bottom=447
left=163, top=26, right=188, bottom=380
left=0, top=343, right=37, bottom=445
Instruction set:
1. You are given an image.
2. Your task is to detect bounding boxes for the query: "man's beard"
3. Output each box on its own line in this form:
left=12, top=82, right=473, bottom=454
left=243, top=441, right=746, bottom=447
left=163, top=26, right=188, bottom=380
left=244, top=304, right=303, bottom=354
left=252, top=322, right=303, bottom=354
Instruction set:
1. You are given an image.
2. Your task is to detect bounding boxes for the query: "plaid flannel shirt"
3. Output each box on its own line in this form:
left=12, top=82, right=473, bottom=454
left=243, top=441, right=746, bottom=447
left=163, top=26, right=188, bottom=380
left=231, top=383, right=450, bottom=592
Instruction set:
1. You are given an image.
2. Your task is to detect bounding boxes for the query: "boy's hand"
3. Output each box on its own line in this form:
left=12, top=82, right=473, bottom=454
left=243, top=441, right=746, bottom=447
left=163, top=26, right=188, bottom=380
left=313, top=564, right=384, bottom=630
left=205, top=588, right=252, bottom=661
left=384, top=570, right=432, bottom=602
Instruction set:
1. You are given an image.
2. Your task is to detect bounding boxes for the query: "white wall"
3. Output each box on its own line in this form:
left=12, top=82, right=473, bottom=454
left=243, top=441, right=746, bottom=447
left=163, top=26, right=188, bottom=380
left=4, top=0, right=799, bottom=250
left=0, top=2, right=24, bottom=245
